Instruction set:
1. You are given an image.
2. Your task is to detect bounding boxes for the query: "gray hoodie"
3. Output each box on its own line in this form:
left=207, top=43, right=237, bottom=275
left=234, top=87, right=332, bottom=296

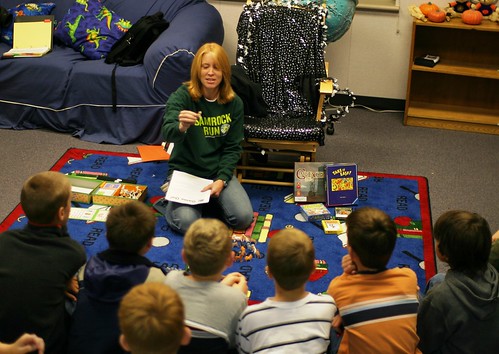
left=417, top=264, right=499, bottom=353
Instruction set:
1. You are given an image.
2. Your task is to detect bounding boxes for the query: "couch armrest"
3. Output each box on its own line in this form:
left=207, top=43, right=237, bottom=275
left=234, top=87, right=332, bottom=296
left=143, top=1, right=224, bottom=100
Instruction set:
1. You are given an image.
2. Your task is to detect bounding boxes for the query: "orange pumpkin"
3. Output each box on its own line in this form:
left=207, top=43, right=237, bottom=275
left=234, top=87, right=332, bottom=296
left=461, top=9, right=483, bottom=25
left=427, top=9, right=446, bottom=22
left=419, top=2, right=440, bottom=16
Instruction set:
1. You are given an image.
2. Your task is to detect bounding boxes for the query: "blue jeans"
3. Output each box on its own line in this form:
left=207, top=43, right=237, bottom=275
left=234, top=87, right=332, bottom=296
left=329, top=328, right=342, bottom=354
left=165, top=175, right=254, bottom=234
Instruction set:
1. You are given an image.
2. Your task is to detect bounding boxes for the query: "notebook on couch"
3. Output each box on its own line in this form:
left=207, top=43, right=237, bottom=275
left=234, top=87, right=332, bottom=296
left=2, top=15, right=54, bottom=58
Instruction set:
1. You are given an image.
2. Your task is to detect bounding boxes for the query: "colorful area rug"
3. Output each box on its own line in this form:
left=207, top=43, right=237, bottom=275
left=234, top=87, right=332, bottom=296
left=0, top=148, right=435, bottom=302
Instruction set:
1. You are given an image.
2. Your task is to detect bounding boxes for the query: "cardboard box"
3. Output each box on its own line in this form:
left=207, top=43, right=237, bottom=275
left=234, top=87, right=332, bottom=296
left=294, top=162, right=328, bottom=203
left=68, top=176, right=102, bottom=204
left=335, top=206, right=353, bottom=219
left=322, top=219, right=345, bottom=235
left=92, top=183, right=147, bottom=206
left=67, top=176, right=147, bottom=206
left=299, top=203, right=332, bottom=222
left=325, top=163, right=359, bottom=206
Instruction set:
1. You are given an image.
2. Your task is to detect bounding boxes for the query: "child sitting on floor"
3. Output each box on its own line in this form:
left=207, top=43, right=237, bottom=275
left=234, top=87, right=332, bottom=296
left=118, top=283, right=191, bottom=354
left=236, top=228, right=337, bottom=353
left=68, top=200, right=166, bottom=354
left=164, top=218, right=248, bottom=353
left=417, top=210, right=499, bottom=353
left=327, top=207, right=421, bottom=354
left=0, top=171, right=86, bottom=353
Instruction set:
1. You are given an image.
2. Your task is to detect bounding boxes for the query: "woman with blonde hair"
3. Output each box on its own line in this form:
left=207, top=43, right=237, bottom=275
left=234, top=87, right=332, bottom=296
left=160, top=43, right=253, bottom=235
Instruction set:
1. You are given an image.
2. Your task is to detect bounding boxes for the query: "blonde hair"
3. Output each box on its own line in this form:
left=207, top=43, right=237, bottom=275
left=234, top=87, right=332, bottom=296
left=20, top=171, right=71, bottom=224
left=267, top=229, right=315, bottom=290
left=186, top=42, right=235, bottom=104
left=119, top=283, right=185, bottom=354
left=183, top=218, right=233, bottom=276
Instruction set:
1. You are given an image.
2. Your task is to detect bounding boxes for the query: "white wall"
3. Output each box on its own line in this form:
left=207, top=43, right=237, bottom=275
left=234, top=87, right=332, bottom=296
left=209, top=0, right=450, bottom=100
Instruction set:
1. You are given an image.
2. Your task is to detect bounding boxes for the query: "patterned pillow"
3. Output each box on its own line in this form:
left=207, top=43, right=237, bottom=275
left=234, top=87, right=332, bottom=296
left=1, top=3, right=56, bottom=46
left=54, top=0, right=131, bottom=60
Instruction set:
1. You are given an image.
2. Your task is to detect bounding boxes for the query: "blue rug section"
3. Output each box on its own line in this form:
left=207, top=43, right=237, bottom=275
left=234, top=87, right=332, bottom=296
left=3, top=149, right=434, bottom=302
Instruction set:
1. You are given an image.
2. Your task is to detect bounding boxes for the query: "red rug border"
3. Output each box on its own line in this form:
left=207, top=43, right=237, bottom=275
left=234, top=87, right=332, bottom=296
left=1, top=148, right=436, bottom=280
left=360, top=171, right=435, bottom=280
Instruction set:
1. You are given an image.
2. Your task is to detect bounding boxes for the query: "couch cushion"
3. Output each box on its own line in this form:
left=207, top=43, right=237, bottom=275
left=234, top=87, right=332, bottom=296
left=0, top=44, right=85, bottom=107
left=1, top=2, right=56, bottom=46
left=54, top=0, right=131, bottom=59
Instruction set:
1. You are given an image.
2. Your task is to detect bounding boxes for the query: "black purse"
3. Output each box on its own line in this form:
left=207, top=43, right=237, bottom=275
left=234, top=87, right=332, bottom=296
left=0, top=6, right=13, bottom=29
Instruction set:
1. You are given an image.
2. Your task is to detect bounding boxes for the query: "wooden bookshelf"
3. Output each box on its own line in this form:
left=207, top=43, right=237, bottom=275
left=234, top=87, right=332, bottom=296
left=404, top=19, right=499, bottom=135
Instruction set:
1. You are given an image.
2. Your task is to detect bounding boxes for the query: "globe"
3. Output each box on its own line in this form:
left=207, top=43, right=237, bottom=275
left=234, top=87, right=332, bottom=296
left=298, top=0, right=358, bottom=42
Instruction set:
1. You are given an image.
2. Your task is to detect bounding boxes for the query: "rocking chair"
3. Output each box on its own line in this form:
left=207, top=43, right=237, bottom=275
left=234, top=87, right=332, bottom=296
left=234, top=0, right=335, bottom=186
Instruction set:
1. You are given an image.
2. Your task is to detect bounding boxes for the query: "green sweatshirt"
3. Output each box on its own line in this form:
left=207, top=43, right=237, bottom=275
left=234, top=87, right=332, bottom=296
left=161, top=85, right=244, bottom=183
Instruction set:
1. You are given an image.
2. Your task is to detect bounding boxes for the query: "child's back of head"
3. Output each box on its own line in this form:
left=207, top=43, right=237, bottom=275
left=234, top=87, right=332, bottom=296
left=346, top=207, right=397, bottom=269
left=417, top=211, right=497, bottom=354
left=119, top=283, right=187, bottom=354
left=106, top=200, right=156, bottom=254
left=434, top=210, right=491, bottom=275
left=21, top=171, right=71, bottom=225
left=183, top=218, right=232, bottom=277
left=267, top=228, right=315, bottom=290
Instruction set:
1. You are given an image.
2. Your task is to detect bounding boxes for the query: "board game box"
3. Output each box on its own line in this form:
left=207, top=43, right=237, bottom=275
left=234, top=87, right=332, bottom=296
left=335, top=206, right=354, bottom=219
left=294, top=162, right=328, bottom=203
left=325, top=163, right=358, bottom=206
left=321, top=219, right=345, bottom=234
left=299, top=203, right=332, bottom=221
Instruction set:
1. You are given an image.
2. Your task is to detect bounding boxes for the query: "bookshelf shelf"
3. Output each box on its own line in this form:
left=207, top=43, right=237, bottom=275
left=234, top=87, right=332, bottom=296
left=404, top=19, right=499, bottom=135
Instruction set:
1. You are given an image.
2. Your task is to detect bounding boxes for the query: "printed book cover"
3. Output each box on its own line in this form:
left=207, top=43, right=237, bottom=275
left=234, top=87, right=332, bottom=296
left=294, top=162, right=328, bottom=203
left=325, top=163, right=358, bottom=206
left=299, top=203, right=332, bottom=222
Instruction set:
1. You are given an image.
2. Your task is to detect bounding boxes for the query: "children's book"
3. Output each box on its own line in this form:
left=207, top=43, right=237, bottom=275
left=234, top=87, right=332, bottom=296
left=2, top=16, right=54, bottom=58
left=294, top=162, right=328, bottom=203
left=325, top=163, right=358, bottom=206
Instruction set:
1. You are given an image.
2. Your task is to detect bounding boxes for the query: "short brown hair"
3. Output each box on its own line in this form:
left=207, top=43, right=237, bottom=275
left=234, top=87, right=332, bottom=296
left=434, top=210, right=491, bottom=274
left=267, top=228, right=315, bottom=290
left=183, top=218, right=232, bottom=276
left=186, top=42, right=235, bottom=104
left=106, top=201, right=156, bottom=253
left=346, top=207, right=397, bottom=269
left=119, top=283, right=185, bottom=354
left=20, top=171, right=71, bottom=224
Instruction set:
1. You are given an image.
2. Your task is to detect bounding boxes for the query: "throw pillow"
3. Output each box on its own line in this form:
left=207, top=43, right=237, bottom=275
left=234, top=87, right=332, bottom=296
left=54, top=0, right=131, bottom=60
left=0, top=2, right=56, bottom=46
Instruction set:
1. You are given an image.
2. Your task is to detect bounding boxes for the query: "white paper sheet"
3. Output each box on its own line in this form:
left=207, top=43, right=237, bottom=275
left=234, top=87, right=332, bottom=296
left=165, top=170, right=212, bottom=205
left=70, top=205, right=110, bottom=222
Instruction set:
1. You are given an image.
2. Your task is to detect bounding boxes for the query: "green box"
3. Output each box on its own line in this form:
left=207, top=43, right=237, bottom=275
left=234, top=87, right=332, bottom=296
left=67, top=176, right=102, bottom=204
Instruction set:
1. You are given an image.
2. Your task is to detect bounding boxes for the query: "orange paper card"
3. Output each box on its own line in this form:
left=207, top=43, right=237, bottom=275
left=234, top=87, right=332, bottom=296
left=137, top=145, right=170, bottom=162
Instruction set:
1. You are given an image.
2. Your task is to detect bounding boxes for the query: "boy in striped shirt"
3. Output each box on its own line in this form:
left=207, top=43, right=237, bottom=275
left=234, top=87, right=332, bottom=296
left=237, top=228, right=337, bottom=354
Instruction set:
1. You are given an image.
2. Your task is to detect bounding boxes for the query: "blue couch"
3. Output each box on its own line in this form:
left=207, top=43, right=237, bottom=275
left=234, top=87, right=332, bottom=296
left=0, top=0, right=224, bottom=144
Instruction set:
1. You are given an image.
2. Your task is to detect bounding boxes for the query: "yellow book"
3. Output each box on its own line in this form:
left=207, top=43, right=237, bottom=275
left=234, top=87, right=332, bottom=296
left=2, top=16, right=53, bottom=58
